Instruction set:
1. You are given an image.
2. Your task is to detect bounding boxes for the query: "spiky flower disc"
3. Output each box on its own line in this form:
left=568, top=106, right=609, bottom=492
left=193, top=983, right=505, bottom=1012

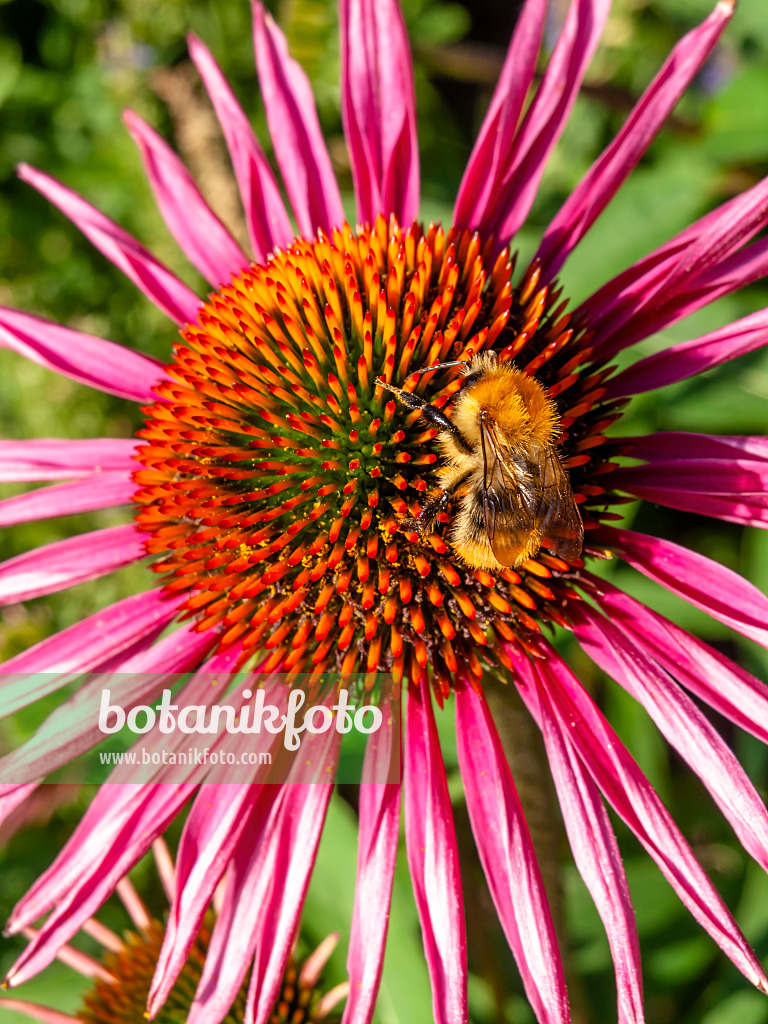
left=134, top=216, right=619, bottom=696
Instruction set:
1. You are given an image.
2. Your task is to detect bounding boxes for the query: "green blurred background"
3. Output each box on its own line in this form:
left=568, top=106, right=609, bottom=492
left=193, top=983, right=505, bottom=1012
left=2, top=0, right=768, bottom=1021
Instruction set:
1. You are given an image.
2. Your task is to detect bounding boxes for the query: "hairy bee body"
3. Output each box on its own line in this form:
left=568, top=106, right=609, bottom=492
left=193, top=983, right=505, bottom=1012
left=379, top=353, right=584, bottom=570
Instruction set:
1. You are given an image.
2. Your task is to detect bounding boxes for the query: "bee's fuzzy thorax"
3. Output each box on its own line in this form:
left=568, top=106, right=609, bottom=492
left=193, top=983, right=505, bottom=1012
left=452, top=358, right=559, bottom=451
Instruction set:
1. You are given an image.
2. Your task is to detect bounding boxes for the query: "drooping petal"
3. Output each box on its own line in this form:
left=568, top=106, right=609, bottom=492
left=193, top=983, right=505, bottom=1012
left=245, top=775, right=339, bottom=1024
left=251, top=2, right=344, bottom=237
left=148, top=783, right=265, bottom=1013
left=123, top=110, right=250, bottom=287
left=404, top=680, right=468, bottom=1024
left=610, top=459, right=768, bottom=499
left=603, top=307, right=768, bottom=398
left=4, top=783, right=197, bottom=988
left=517, top=661, right=645, bottom=1024
left=508, top=643, right=768, bottom=993
left=343, top=700, right=401, bottom=1024
left=487, top=0, right=611, bottom=242
left=0, top=524, right=145, bottom=605
left=586, top=574, right=768, bottom=747
left=0, top=472, right=136, bottom=527
left=339, top=0, right=419, bottom=225
left=612, top=485, right=768, bottom=528
left=17, top=165, right=201, bottom=325
left=0, top=589, right=183, bottom=677
left=0, top=306, right=165, bottom=401
left=536, top=0, right=733, bottom=281
left=0, top=623, right=213, bottom=788
left=573, top=603, right=768, bottom=875
left=0, top=438, right=139, bottom=483
left=185, top=787, right=285, bottom=1023
left=453, top=0, right=547, bottom=231
left=187, top=33, right=294, bottom=261
left=605, top=526, right=768, bottom=645
left=455, top=681, right=570, bottom=1024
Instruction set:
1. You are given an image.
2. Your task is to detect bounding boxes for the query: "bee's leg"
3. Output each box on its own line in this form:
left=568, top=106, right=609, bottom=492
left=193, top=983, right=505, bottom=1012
left=375, top=379, right=472, bottom=453
left=403, top=472, right=471, bottom=535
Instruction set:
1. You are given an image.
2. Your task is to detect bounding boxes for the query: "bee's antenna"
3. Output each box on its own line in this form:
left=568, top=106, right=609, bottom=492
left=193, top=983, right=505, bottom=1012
left=406, top=360, right=468, bottom=379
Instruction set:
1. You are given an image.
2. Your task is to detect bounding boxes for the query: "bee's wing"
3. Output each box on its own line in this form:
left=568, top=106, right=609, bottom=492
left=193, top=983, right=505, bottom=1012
left=480, top=418, right=539, bottom=567
left=534, top=446, right=584, bottom=562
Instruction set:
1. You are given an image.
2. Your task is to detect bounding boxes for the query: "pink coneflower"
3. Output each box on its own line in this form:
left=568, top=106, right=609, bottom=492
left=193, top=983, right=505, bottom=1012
left=2, top=0, right=768, bottom=1022
left=0, top=838, right=348, bottom=1024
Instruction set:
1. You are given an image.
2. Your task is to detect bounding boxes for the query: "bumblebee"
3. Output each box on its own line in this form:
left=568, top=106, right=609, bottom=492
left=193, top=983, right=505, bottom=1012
left=377, top=353, right=584, bottom=570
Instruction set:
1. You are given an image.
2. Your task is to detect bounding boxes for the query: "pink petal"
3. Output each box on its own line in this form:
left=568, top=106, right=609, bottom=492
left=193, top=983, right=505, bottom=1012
left=0, top=305, right=165, bottom=401
left=516, top=661, right=644, bottom=1024
left=588, top=574, right=768, bottom=747
left=0, top=588, right=183, bottom=677
left=18, top=165, right=201, bottom=325
left=0, top=438, right=139, bottom=482
left=453, top=0, right=547, bottom=231
left=404, top=681, right=468, bottom=1024
left=5, top=783, right=197, bottom=987
left=0, top=624, right=213, bottom=789
left=0, top=783, right=40, bottom=829
left=342, top=700, right=401, bottom=1024
left=536, top=0, right=733, bottom=281
left=573, top=604, right=768, bottom=876
left=123, top=109, right=250, bottom=287
left=339, top=0, right=419, bottom=225
left=488, top=0, right=611, bottom=242
left=148, top=783, right=268, bottom=1014
left=611, top=458, right=768, bottom=496
left=614, top=431, right=768, bottom=462
left=0, top=472, right=136, bottom=527
left=0, top=523, right=145, bottom=605
left=187, top=34, right=294, bottom=261
left=508, top=642, right=768, bottom=993
left=455, top=681, right=570, bottom=1024
left=612, top=484, right=768, bottom=528
left=603, top=307, right=768, bottom=398
left=246, top=778, right=339, bottom=1024
left=605, top=526, right=768, bottom=647
left=0, top=998, right=78, bottom=1024
left=584, top=190, right=768, bottom=358
left=186, top=788, right=285, bottom=1023
left=252, top=3, right=344, bottom=238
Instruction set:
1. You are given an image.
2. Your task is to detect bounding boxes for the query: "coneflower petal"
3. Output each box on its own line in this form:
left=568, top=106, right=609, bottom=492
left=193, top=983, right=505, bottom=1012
left=16, top=165, right=201, bottom=325
left=404, top=680, right=468, bottom=1024
left=535, top=0, right=734, bottom=281
left=251, top=2, right=344, bottom=237
left=613, top=432, right=768, bottom=462
left=0, top=438, right=139, bottom=483
left=455, top=681, right=570, bottom=1024
left=0, top=589, right=184, bottom=677
left=340, top=0, right=419, bottom=226
left=489, top=0, right=611, bottom=242
left=0, top=524, right=145, bottom=605
left=343, top=709, right=401, bottom=1024
left=0, top=998, right=78, bottom=1024
left=453, top=0, right=546, bottom=231
left=187, top=33, right=294, bottom=262
left=509, top=643, right=768, bottom=993
left=589, top=577, right=768, bottom=746
left=573, top=605, right=768, bottom=875
left=0, top=472, right=136, bottom=527
left=122, top=109, right=251, bottom=288
left=247, top=734, right=340, bottom=1024
left=517, top=662, right=644, bottom=1024
left=605, top=527, right=768, bottom=646
left=0, top=305, right=165, bottom=401
left=603, top=308, right=768, bottom=398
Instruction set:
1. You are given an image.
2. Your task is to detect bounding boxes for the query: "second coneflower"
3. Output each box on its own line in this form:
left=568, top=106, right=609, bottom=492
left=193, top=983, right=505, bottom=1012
left=3, top=0, right=768, bottom=1023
